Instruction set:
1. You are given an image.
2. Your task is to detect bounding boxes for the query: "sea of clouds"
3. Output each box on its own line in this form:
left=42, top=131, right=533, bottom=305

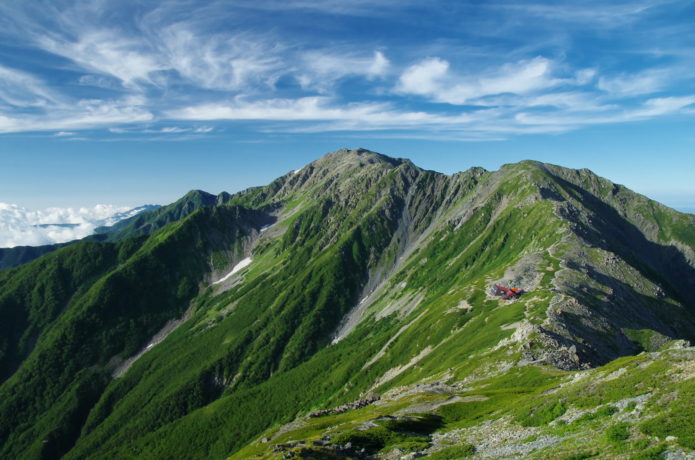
left=0, top=202, right=137, bottom=248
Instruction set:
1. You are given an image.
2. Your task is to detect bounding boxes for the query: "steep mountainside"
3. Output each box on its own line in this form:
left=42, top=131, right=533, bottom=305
left=0, top=148, right=693, bottom=459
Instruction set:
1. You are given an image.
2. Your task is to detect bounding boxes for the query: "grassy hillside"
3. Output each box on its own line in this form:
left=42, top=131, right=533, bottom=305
left=233, top=342, right=694, bottom=459
left=0, top=205, right=264, bottom=459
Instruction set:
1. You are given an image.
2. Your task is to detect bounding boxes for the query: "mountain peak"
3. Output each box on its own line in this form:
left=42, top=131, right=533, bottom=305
left=180, top=189, right=216, bottom=205
left=319, top=147, right=404, bottom=168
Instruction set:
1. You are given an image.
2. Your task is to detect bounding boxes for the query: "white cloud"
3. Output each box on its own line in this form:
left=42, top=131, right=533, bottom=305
left=158, top=25, right=284, bottom=91
left=0, top=96, right=153, bottom=133
left=166, top=96, right=572, bottom=138
left=0, top=0, right=693, bottom=141
left=598, top=69, right=671, bottom=95
left=159, top=87, right=695, bottom=144
left=0, top=202, right=139, bottom=248
left=477, top=57, right=555, bottom=95
left=507, top=1, right=667, bottom=27
left=298, top=50, right=390, bottom=91
left=104, top=125, right=214, bottom=135
left=515, top=94, right=695, bottom=126
left=226, top=0, right=417, bottom=16
left=78, top=74, right=122, bottom=90
left=369, top=51, right=390, bottom=76
left=167, top=96, right=475, bottom=128
left=39, top=31, right=164, bottom=88
left=6, top=3, right=283, bottom=94
left=159, top=126, right=187, bottom=133
left=574, top=68, right=597, bottom=85
left=166, top=90, right=695, bottom=140
left=492, top=91, right=613, bottom=112
left=397, top=57, right=449, bottom=97
left=2, top=3, right=395, bottom=108
left=631, top=95, right=695, bottom=117
left=0, top=64, right=64, bottom=108
left=397, top=56, right=561, bottom=104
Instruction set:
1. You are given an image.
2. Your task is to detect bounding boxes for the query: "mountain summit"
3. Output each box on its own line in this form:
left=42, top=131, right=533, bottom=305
left=1, top=149, right=694, bottom=459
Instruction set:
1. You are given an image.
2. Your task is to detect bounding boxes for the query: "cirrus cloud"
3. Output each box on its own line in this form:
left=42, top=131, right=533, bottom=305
left=0, top=0, right=693, bottom=141
left=396, top=56, right=582, bottom=105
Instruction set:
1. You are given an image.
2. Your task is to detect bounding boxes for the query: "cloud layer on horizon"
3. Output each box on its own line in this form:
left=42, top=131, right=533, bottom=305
left=0, top=0, right=694, bottom=140
left=0, top=203, right=138, bottom=248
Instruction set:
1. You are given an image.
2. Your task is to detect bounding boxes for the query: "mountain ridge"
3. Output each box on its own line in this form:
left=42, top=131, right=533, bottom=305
left=1, top=148, right=694, bottom=459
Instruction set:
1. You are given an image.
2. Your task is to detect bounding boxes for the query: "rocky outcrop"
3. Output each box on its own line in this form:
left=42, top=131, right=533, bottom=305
left=308, top=393, right=380, bottom=418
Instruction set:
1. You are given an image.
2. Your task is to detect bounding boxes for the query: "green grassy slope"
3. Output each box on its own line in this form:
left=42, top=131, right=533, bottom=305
left=234, top=342, right=694, bottom=459
left=0, top=205, right=263, bottom=459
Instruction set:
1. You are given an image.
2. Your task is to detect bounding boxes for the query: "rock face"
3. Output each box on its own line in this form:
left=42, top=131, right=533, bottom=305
left=1, top=149, right=694, bottom=460
left=513, top=321, right=588, bottom=370
left=308, top=393, right=381, bottom=418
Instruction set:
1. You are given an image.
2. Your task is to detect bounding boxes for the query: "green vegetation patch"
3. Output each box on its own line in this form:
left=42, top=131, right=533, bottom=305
left=629, top=443, right=666, bottom=460
left=518, top=400, right=567, bottom=427
left=640, top=388, right=695, bottom=449
left=573, top=405, right=618, bottom=424
left=623, top=328, right=669, bottom=352
left=605, top=422, right=631, bottom=443
left=330, top=414, right=442, bottom=454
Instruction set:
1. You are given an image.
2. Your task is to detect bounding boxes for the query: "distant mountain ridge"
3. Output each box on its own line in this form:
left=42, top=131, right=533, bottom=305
left=92, top=190, right=232, bottom=241
left=0, top=148, right=694, bottom=459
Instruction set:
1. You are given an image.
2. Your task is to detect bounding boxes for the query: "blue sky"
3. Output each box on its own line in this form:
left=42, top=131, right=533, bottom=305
left=1, top=0, right=695, bottom=211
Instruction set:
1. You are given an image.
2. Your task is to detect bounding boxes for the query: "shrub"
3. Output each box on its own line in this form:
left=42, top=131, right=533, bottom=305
left=518, top=401, right=567, bottom=426
left=605, top=422, right=631, bottom=443
left=330, top=415, right=440, bottom=455
left=629, top=443, right=665, bottom=460
left=562, top=452, right=596, bottom=460
left=575, top=406, right=618, bottom=424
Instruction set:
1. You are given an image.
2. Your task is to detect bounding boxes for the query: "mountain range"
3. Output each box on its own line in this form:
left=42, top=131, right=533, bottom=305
left=0, top=148, right=693, bottom=459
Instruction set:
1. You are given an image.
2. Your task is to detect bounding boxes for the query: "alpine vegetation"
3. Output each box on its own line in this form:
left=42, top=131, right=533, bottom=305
left=1, top=149, right=694, bottom=459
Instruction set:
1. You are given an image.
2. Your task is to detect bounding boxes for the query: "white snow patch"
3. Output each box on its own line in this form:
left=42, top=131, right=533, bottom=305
left=292, top=169, right=299, bottom=175
left=213, top=257, right=252, bottom=284
left=112, top=307, right=194, bottom=378
left=260, top=224, right=271, bottom=233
